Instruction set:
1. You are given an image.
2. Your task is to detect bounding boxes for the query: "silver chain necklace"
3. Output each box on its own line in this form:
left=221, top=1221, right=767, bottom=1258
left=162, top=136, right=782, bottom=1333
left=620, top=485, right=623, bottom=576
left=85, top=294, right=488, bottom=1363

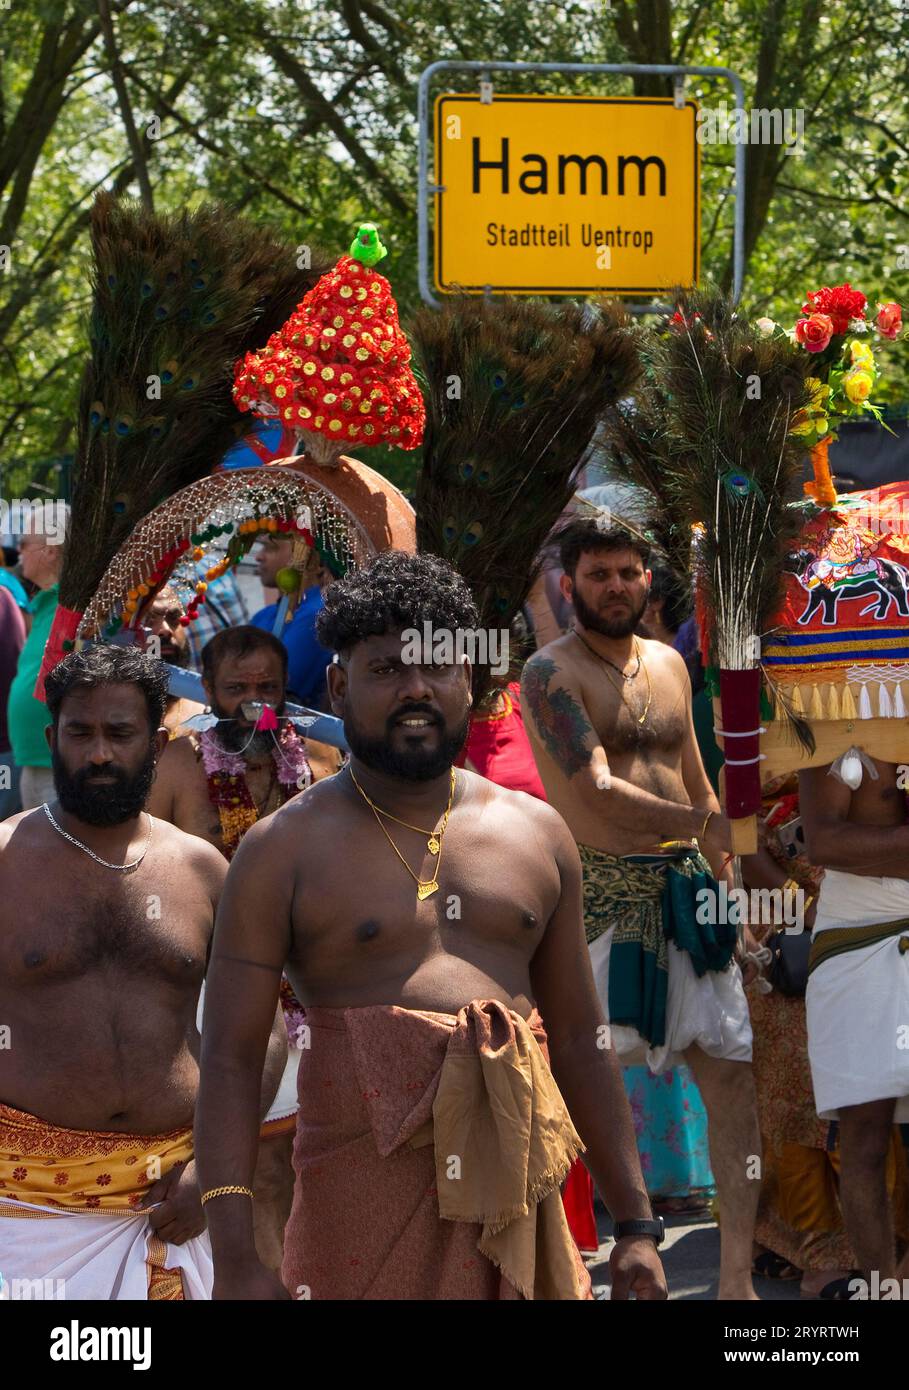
left=42, top=802, right=154, bottom=872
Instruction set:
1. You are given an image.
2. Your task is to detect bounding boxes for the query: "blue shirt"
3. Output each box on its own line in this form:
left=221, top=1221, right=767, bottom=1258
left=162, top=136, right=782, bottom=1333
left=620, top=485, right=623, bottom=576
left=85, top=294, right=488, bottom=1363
left=250, top=584, right=329, bottom=709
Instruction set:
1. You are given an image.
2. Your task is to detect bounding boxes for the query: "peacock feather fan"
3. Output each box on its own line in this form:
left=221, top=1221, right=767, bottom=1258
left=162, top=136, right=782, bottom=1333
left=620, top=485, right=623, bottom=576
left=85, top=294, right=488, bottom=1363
left=61, top=192, right=331, bottom=615
left=608, top=288, right=815, bottom=752
left=411, top=296, right=640, bottom=704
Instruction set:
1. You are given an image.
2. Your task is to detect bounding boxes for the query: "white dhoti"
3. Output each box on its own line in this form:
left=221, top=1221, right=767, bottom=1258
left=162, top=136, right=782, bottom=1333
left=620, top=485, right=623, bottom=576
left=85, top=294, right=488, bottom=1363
left=0, top=1102, right=212, bottom=1301
left=0, top=1201, right=212, bottom=1301
left=806, top=869, right=909, bottom=1120
left=589, top=925, right=752, bottom=1073
left=198, top=979, right=301, bottom=1133
left=261, top=1046, right=303, bottom=1132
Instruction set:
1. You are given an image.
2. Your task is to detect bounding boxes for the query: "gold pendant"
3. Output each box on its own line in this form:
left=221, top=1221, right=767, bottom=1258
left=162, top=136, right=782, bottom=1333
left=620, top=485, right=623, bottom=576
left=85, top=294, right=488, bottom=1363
left=427, top=836, right=441, bottom=855
left=417, top=880, right=439, bottom=900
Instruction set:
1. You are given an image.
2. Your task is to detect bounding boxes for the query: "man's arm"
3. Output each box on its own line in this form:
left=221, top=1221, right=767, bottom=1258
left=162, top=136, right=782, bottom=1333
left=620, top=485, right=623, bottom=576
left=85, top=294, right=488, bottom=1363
left=528, top=807, right=667, bottom=1299
left=800, top=764, right=909, bottom=876
left=521, top=651, right=730, bottom=853
left=194, top=815, right=295, bottom=1298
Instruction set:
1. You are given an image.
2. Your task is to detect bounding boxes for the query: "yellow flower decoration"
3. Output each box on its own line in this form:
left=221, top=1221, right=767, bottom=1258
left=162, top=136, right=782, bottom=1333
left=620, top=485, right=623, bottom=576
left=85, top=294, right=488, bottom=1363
left=844, top=370, right=873, bottom=404
left=790, top=377, right=831, bottom=438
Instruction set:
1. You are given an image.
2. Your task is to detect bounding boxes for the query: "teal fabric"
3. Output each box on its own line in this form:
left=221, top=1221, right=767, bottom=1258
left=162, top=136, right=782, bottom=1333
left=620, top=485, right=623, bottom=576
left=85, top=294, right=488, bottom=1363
left=580, top=844, right=737, bottom=1049
left=7, top=585, right=56, bottom=767
left=0, top=570, right=29, bottom=611
left=662, top=849, right=739, bottom=978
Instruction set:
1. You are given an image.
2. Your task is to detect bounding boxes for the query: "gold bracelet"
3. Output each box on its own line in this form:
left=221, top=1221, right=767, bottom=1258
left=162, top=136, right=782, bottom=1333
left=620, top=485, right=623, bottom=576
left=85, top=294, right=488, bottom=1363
left=200, top=1185, right=254, bottom=1206
left=698, top=809, right=714, bottom=842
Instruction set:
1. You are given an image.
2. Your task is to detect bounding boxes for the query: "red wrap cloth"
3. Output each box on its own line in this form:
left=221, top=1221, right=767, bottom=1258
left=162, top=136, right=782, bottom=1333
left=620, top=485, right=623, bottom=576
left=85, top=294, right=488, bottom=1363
left=282, top=1003, right=592, bottom=1299
left=33, top=603, right=82, bottom=702
left=718, top=667, right=763, bottom=818
left=455, top=683, right=546, bottom=800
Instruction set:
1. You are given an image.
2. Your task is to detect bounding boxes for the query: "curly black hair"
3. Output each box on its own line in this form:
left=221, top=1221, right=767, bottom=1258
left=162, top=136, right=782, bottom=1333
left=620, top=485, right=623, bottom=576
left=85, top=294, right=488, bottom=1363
left=317, top=550, right=479, bottom=654
left=45, top=643, right=169, bottom=733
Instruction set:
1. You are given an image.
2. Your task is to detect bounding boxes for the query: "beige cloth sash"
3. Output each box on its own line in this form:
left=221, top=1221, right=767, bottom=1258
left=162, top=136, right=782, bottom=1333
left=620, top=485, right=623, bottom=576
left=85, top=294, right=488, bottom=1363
left=406, top=1000, right=586, bottom=1300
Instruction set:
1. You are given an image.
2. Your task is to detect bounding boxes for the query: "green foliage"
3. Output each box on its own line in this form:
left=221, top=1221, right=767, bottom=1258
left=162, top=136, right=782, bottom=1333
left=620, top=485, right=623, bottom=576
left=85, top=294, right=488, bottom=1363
left=0, top=0, right=906, bottom=492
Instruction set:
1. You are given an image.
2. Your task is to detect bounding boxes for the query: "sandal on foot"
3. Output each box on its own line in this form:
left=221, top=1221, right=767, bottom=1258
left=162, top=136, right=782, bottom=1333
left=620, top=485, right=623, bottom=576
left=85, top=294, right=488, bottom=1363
left=752, top=1251, right=802, bottom=1281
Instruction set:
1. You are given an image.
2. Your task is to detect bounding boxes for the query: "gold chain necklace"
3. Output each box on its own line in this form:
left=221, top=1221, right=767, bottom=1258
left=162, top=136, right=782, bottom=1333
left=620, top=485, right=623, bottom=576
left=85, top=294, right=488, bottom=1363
left=574, top=630, right=653, bottom=726
left=349, top=767, right=456, bottom=899
left=352, top=782, right=453, bottom=856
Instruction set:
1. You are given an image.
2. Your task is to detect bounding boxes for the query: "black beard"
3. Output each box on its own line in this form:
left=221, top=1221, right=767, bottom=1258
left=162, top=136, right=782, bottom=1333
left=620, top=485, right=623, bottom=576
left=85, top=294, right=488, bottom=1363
left=160, top=640, right=191, bottom=669
left=212, top=700, right=285, bottom=759
left=52, top=744, right=158, bottom=827
left=343, top=705, right=470, bottom=781
left=572, top=584, right=648, bottom=639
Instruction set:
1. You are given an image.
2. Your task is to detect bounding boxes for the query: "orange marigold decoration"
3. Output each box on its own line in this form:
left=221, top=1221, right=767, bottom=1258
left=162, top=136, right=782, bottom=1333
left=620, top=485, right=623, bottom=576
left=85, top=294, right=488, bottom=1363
left=232, top=222, right=425, bottom=465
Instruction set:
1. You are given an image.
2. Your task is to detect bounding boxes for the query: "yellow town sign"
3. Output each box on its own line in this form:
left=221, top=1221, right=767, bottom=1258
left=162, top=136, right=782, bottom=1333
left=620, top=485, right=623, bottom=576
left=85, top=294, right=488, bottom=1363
left=434, top=94, right=700, bottom=296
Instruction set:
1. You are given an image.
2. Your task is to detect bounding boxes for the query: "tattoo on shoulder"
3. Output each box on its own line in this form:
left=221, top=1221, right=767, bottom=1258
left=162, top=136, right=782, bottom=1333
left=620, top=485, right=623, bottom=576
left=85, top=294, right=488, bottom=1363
left=522, top=657, right=592, bottom=777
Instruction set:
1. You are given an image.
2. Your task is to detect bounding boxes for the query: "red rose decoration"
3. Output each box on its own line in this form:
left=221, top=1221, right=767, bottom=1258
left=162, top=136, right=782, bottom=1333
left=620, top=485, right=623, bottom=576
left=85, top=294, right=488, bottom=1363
left=800, top=283, right=867, bottom=335
left=876, top=301, right=902, bottom=340
left=795, top=313, right=835, bottom=353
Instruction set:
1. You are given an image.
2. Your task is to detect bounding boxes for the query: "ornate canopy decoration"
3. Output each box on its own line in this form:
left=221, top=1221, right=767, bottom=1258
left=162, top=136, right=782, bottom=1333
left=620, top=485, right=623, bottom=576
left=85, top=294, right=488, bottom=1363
left=77, top=457, right=416, bottom=642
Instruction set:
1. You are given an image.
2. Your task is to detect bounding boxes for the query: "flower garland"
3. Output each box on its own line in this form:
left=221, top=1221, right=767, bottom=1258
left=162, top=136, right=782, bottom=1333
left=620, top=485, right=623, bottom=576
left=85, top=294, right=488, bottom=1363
left=199, top=723, right=311, bottom=859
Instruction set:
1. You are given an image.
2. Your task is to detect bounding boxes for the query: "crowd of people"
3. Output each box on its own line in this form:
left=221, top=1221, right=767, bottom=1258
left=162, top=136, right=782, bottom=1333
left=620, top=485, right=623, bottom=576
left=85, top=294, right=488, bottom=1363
left=0, top=504, right=907, bottom=1302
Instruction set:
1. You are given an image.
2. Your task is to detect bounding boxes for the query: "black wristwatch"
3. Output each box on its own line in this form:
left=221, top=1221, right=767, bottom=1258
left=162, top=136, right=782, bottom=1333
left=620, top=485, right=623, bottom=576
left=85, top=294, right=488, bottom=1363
left=612, top=1217, right=665, bottom=1247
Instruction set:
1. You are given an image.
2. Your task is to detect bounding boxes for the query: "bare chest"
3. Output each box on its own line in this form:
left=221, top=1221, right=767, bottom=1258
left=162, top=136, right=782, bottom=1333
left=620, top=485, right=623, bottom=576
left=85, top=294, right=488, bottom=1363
left=290, top=821, right=557, bottom=984
left=848, top=772, right=907, bottom=826
left=0, top=863, right=210, bottom=988
left=585, top=672, right=687, bottom=758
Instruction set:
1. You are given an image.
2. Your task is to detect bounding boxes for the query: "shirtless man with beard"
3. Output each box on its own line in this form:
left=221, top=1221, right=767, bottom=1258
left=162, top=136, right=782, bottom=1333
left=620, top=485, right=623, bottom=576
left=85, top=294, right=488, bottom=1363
left=520, top=519, right=762, bottom=1301
left=195, top=550, right=668, bottom=1302
left=0, top=645, right=285, bottom=1299
left=148, top=625, right=341, bottom=851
